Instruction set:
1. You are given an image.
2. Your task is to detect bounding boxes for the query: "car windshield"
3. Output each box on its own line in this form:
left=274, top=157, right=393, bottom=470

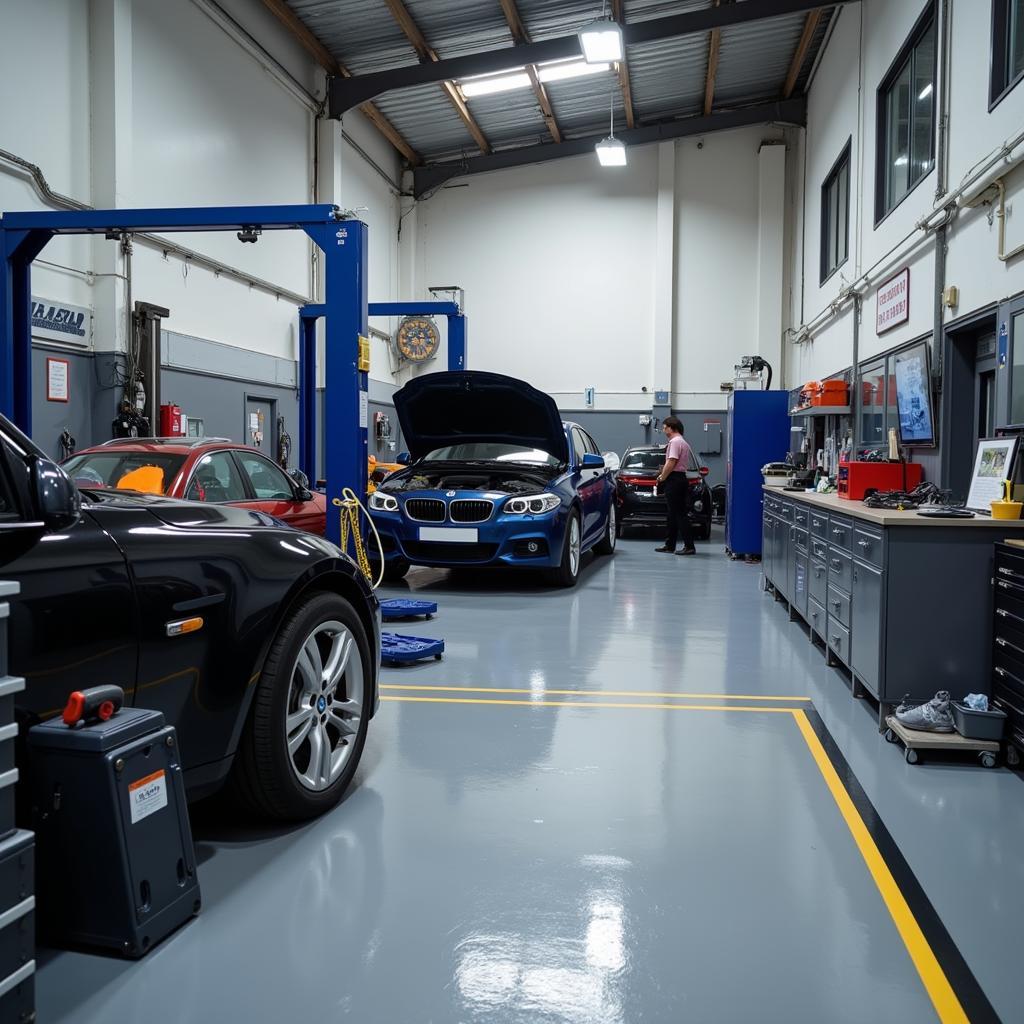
left=423, top=443, right=561, bottom=467
left=62, top=452, right=187, bottom=495
left=623, top=448, right=699, bottom=472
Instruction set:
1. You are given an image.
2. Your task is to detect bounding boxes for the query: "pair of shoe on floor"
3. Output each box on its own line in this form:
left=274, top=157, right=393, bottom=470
left=895, top=690, right=954, bottom=733
left=655, top=545, right=696, bottom=556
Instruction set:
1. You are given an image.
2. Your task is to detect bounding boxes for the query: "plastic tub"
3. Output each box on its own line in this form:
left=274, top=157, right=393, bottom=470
left=991, top=500, right=1023, bottom=520
left=951, top=701, right=1007, bottom=740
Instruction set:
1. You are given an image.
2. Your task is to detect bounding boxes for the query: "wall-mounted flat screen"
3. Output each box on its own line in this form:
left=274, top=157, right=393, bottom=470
left=894, top=342, right=936, bottom=447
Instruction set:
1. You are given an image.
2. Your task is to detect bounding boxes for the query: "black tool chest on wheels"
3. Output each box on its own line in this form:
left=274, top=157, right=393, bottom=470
left=992, top=544, right=1024, bottom=764
left=0, top=581, right=34, bottom=1023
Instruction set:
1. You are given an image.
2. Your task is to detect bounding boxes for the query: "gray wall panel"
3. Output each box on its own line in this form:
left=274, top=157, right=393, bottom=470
left=564, top=409, right=729, bottom=485
left=30, top=346, right=97, bottom=461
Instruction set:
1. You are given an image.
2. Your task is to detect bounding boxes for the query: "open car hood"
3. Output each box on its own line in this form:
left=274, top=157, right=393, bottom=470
left=393, top=371, right=568, bottom=464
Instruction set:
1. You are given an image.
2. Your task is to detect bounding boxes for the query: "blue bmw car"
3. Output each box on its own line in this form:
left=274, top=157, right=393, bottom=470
left=368, top=371, right=617, bottom=587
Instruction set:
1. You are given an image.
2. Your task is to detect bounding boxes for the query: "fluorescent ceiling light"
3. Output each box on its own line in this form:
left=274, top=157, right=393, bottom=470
left=596, top=136, right=627, bottom=167
left=460, top=70, right=532, bottom=97
left=918, top=82, right=933, bottom=101
left=579, top=19, right=623, bottom=63
left=459, top=58, right=610, bottom=97
left=537, top=58, right=611, bottom=83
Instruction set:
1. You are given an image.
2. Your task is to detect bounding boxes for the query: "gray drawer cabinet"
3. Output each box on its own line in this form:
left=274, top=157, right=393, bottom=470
left=761, top=492, right=1010, bottom=727
left=851, top=560, right=883, bottom=696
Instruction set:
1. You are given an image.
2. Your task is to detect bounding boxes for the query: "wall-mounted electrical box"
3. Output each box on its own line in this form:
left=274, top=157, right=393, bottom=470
left=638, top=414, right=652, bottom=427
left=700, top=419, right=722, bottom=455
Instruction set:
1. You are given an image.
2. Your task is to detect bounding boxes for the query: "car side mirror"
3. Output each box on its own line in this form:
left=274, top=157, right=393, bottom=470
left=289, top=468, right=310, bottom=489
left=581, top=452, right=605, bottom=470
left=32, top=456, right=81, bottom=531
left=396, top=452, right=411, bottom=466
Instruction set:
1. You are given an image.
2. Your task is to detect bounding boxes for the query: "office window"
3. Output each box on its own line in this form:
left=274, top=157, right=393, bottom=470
left=821, top=141, right=851, bottom=283
left=992, top=0, right=1024, bottom=106
left=876, top=6, right=936, bottom=221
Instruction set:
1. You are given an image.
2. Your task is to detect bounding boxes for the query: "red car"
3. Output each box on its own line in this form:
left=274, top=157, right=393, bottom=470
left=62, top=437, right=327, bottom=535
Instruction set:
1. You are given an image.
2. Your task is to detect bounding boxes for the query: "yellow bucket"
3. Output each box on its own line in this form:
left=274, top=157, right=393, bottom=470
left=991, top=500, right=1023, bottom=520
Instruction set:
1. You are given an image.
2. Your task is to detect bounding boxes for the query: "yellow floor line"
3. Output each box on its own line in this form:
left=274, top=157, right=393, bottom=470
left=792, top=710, right=968, bottom=1024
left=381, top=695, right=801, bottom=713
left=380, top=684, right=811, bottom=702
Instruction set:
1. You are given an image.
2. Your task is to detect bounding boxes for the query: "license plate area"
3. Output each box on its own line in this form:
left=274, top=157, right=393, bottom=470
left=418, top=527, right=479, bottom=543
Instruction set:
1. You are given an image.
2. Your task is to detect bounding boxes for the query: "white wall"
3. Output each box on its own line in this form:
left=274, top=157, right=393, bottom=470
left=412, top=149, right=658, bottom=410
left=0, top=0, right=402, bottom=376
left=413, top=126, right=787, bottom=413
left=0, top=0, right=95, bottom=311
left=788, top=0, right=1024, bottom=385
left=674, top=128, right=787, bottom=405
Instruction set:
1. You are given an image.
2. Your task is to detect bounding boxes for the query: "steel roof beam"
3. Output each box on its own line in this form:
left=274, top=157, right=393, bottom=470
left=499, top=0, right=563, bottom=143
left=611, top=0, right=636, bottom=129
left=783, top=10, right=824, bottom=98
left=261, top=0, right=421, bottom=165
left=381, top=0, right=492, bottom=155
left=412, top=97, right=806, bottom=198
left=329, top=0, right=853, bottom=115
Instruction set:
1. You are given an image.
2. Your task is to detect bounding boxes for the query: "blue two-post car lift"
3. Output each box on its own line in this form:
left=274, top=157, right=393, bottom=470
left=0, top=205, right=367, bottom=545
left=297, top=298, right=466, bottom=485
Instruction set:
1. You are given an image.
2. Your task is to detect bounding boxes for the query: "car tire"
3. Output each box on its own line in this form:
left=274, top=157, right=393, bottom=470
left=615, top=513, right=624, bottom=539
left=381, top=558, right=410, bottom=582
left=546, top=510, right=582, bottom=588
left=700, top=520, right=712, bottom=541
left=231, top=591, right=372, bottom=821
left=594, top=501, right=616, bottom=555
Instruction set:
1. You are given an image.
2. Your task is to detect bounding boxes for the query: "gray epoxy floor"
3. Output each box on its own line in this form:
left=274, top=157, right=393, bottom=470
left=37, top=530, right=1022, bottom=1023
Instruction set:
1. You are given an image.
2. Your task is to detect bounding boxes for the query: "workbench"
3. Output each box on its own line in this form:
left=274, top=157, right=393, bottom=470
left=761, top=487, right=1024, bottom=727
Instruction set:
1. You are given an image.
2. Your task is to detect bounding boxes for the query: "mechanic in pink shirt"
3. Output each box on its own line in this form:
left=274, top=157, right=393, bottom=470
left=654, top=416, right=697, bottom=556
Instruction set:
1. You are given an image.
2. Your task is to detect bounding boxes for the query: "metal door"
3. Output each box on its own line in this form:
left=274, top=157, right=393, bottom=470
left=851, top=560, right=884, bottom=696
left=762, top=514, right=773, bottom=583
left=244, top=398, right=274, bottom=456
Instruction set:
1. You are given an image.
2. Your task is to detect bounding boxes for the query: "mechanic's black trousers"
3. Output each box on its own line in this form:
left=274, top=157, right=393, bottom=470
left=664, top=474, right=695, bottom=550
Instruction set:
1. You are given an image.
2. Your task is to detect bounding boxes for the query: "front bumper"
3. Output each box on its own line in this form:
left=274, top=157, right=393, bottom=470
left=371, top=505, right=569, bottom=569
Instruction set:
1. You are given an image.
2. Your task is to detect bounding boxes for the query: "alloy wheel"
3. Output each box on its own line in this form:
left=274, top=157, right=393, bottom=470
left=569, top=516, right=581, bottom=577
left=285, top=620, right=364, bottom=791
left=608, top=504, right=616, bottom=549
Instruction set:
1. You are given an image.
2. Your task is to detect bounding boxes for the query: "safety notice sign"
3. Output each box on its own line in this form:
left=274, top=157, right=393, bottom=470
left=128, top=769, right=168, bottom=824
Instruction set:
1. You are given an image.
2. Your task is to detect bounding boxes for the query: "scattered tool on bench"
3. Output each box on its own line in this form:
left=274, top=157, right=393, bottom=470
left=380, top=598, right=438, bottom=622
left=381, top=632, right=444, bottom=666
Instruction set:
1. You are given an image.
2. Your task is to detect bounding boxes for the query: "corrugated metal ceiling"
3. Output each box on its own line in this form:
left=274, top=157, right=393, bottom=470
left=282, top=1, right=835, bottom=165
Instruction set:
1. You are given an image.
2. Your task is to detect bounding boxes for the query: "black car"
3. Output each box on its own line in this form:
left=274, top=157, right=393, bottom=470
left=0, top=413, right=379, bottom=821
left=615, top=445, right=713, bottom=540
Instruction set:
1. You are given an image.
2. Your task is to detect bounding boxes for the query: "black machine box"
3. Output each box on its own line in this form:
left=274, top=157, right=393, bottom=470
left=29, top=708, right=201, bottom=957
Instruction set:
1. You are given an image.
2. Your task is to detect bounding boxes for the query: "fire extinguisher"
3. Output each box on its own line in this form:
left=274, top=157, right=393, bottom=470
left=160, top=403, right=183, bottom=437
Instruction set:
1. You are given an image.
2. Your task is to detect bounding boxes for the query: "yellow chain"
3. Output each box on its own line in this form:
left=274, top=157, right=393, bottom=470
left=332, top=493, right=373, bottom=583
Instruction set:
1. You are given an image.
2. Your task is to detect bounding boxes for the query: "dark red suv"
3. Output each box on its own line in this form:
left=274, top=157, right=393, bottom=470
left=62, top=438, right=326, bottom=535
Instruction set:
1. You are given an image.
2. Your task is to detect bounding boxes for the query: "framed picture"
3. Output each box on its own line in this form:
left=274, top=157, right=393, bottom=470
left=966, top=436, right=1019, bottom=513
left=46, top=357, right=70, bottom=403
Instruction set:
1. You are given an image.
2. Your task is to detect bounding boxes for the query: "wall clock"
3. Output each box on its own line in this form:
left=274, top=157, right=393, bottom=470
left=395, top=316, right=440, bottom=362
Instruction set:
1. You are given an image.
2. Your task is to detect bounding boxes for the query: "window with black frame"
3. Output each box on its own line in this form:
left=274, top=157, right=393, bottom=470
left=821, top=141, right=851, bottom=283
left=876, top=5, right=936, bottom=222
left=992, top=0, right=1024, bottom=106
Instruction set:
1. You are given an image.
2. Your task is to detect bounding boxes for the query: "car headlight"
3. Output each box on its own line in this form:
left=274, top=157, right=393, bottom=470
left=369, top=491, right=399, bottom=513
left=505, top=492, right=561, bottom=515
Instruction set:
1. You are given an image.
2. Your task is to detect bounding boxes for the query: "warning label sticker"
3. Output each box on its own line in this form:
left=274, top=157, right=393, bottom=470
left=128, top=769, right=168, bottom=824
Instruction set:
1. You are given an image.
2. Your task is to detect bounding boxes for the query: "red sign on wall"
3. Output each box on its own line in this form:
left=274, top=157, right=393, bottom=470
left=876, top=267, right=910, bottom=334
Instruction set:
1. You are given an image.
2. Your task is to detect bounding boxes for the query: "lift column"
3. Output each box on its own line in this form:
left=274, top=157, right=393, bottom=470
left=304, top=218, right=369, bottom=546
